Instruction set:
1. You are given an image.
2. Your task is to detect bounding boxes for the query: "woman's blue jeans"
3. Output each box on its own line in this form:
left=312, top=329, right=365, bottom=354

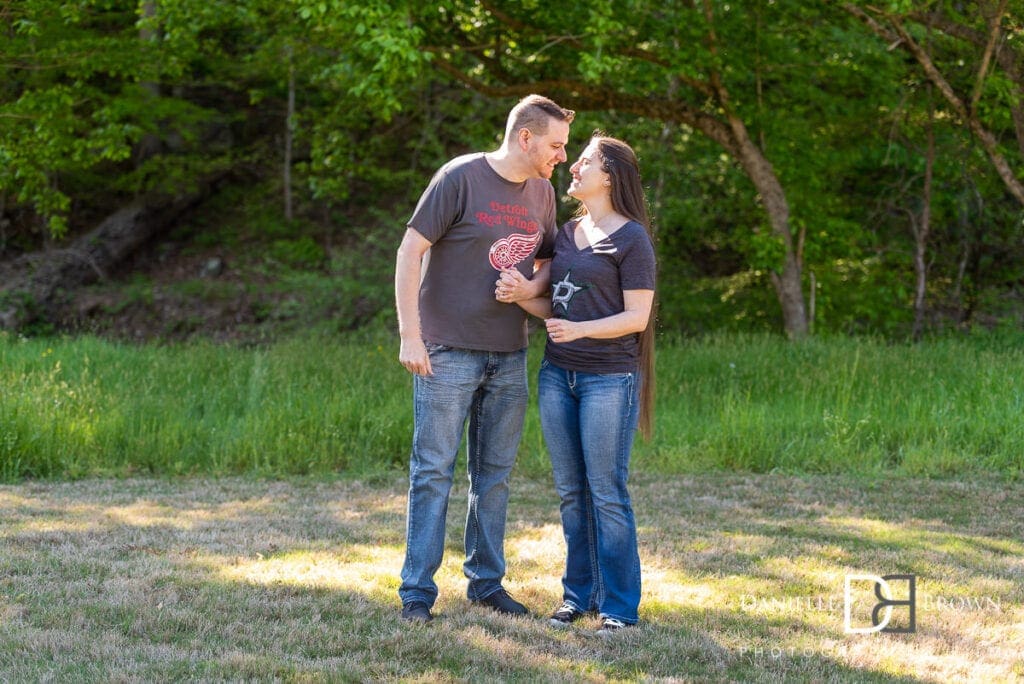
left=399, top=343, right=528, bottom=608
left=538, top=359, right=642, bottom=624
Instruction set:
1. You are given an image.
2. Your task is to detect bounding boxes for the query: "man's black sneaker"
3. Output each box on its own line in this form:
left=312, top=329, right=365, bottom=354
left=596, top=617, right=635, bottom=636
left=401, top=601, right=433, bottom=623
left=472, top=588, right=529, bottom=616
left=549, top=601, right=585, bottom=628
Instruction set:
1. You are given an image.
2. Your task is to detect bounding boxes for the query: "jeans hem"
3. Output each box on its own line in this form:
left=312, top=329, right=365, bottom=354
left=400, top=593, right=435, bottom=609
left=467, top=583, right=504, bottom=601
left=560, top=599, right=586, bottom=612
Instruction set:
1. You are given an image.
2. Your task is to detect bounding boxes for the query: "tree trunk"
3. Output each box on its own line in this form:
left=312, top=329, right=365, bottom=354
left=135, top=0, right=162, bottom=164
left=912, top=70, right=937, bottom=342
left=912, top=110, right=935, bottom=342
left=428, top=31, right=811, bottom=337
left=728, top=120, right=808, bottom=338
left=700, top=0, right=806, bottom=338
left=284, top=45, right=295, bottom=222
left=0, top=183, right=217, bottom=331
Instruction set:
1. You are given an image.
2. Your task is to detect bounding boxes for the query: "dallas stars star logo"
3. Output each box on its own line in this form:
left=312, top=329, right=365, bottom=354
left=551, top=270, right=587, bottom=313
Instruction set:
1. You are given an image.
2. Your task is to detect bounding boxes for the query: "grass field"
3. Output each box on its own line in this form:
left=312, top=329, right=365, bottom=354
left=1, top=473, right=1021, bottom=682
left=3, top=330, right=1022, bottom=678
left=2, top=330, right=1024, bottom=482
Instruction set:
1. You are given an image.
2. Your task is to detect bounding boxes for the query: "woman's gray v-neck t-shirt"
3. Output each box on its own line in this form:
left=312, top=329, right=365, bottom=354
left=544, top=218, right=656, bottom=373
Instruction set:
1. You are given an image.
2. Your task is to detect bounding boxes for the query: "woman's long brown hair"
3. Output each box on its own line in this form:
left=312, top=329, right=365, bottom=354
left=588, top=135, right=657, bottom=439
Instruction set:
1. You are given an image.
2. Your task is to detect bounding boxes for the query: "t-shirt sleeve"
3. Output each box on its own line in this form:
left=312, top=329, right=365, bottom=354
left=407, top=167, right=461, bottom=244
left=619, top=226, right=657, bottom=291
left=536, top=185, right=557, bottom=260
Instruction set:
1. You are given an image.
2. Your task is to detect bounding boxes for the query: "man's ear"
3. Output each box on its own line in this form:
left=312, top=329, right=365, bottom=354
left=516, top=127, right=532, bottom=151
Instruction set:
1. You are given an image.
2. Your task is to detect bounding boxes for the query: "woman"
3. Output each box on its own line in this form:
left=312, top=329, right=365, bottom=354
left=497, top=135, right=656, bottom=634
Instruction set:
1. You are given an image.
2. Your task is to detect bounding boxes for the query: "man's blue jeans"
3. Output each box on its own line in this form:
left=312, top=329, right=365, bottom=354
left=399, top=343, right=528, bottom=608
left=538, top=359, right=642, bottom=624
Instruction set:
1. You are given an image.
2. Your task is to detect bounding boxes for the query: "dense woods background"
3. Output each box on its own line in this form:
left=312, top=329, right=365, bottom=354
left=2, top=0, right=1023, bottom=340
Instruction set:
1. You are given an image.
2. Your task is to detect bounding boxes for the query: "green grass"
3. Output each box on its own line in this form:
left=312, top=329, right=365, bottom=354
left=640, top=332, right=1024, bottom=479
left=0, top=474, right=1021, bottom=682
left=2, top=330, right=1024, bottom=482
left=0, top=331, right=410, bottom=481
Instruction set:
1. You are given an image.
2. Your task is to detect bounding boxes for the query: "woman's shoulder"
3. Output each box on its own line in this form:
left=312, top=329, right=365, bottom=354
left=616, top=221, right=655, bottom=262
left=618, top=220, right=652, bottom=243
left=620, top=219, right=647, bottom=234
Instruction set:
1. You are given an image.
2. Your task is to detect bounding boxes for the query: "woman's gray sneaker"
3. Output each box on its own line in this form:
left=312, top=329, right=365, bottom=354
left=549, top=602, right=585, bottom=627
left=596, top=617, right=636, bottom=635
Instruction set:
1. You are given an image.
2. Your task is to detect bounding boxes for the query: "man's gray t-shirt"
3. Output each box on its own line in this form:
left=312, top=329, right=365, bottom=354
left=408, top=153, right=556, bottom=352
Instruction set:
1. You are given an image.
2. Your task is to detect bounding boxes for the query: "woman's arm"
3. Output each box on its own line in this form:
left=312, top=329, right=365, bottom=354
left=516, top=296, right=553, bottom=320
left=545, top=290, right=653, bottom=344
left=495, top=260, right=550, bottom=303
left=496, top=261, right=553, bottom=319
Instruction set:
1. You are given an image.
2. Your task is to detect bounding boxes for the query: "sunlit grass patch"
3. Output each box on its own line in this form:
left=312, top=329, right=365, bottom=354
left=219, top=546, right=404, bottom=597
left=2, top=473, right=1020, bottom=681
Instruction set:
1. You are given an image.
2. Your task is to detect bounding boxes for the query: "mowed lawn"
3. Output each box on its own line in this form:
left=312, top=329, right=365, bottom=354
left=1, top=473, right=1021, bottom=682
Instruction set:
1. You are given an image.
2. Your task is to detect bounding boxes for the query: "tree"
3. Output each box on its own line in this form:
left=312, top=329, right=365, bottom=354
left=421, top=1, right=815, bottom=337
left=845, top=1, right=1024, bottom=206
left=5, top=1, right=1023, bottom=336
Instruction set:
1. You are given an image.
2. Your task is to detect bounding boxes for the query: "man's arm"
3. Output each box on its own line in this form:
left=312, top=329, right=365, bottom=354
left=395, top=228, right=434, bottom=376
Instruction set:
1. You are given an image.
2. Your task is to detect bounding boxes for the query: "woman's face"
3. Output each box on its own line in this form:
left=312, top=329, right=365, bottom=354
left=567, top=140, right=610, bottom=201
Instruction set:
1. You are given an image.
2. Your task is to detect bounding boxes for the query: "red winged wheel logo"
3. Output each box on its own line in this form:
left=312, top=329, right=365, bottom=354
left=488, top=232, right=541, bottom=270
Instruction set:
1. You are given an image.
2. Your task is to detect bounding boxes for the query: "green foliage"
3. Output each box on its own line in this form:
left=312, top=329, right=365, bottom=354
left=2, top=0, right=1024, bottom=334
left=0, top=0, right=255, bottom=235
left=118, top=181, right=401, bottom=342
left=267, top=236, right=325, bottom=269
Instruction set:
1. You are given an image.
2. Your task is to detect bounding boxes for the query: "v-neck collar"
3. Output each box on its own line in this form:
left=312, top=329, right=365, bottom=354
left=571, top=217, right=628, bottom=252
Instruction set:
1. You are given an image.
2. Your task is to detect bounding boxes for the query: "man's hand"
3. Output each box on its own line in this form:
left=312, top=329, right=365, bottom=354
left=399, top=337, right=433, bottom=376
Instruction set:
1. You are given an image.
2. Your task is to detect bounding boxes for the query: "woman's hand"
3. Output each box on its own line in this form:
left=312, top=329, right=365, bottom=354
left=494, top=269, right=530, bottom=303
left=545, top=317, right=586, bottom=344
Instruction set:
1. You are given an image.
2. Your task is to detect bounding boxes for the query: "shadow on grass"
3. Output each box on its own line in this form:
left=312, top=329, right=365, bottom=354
left=0, top=473, right=1021, bottom=682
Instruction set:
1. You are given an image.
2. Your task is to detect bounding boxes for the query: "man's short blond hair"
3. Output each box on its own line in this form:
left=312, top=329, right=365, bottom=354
left=505, top=94, right=575, bottom=140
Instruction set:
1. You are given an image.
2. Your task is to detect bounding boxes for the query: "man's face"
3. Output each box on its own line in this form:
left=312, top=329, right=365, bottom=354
left=524, top=119, right=570, bottom=179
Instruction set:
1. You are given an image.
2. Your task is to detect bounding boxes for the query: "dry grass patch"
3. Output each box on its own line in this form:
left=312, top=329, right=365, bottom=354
left=1, top=474, right=1022, bottom=682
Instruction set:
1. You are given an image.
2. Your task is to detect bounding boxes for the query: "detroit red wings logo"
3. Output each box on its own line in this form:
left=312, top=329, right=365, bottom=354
left=488, top=232, right=541, bottom=270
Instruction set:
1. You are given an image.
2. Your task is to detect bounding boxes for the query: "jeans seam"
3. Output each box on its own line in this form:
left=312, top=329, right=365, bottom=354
left=585, top=483, right=602, bottom=611
left=613, top=373, right=639, bottom=621
left=467, top=388, right=482, bottom=597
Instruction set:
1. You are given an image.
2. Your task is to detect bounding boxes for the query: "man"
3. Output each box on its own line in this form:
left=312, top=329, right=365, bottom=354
left=395, top=94, right=574, bottom=623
